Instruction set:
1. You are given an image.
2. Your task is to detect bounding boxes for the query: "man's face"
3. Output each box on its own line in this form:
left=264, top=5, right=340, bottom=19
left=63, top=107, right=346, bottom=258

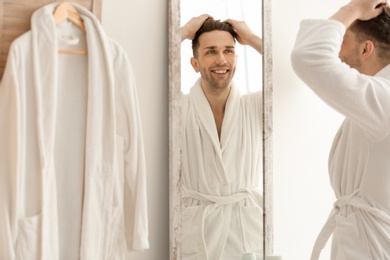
left=191, top=30, right=237, bottom=92
left=339, top=29, right=363, bottom=71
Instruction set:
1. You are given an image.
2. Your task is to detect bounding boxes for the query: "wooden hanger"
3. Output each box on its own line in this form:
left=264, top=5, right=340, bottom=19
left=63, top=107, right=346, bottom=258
left=54, top=2, right=88, bottom=55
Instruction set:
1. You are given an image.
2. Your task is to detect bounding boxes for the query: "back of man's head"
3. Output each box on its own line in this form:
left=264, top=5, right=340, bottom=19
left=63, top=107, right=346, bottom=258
left=191, top=18, right=238, bottom=57
left=350, top=6, right=390, bottom=65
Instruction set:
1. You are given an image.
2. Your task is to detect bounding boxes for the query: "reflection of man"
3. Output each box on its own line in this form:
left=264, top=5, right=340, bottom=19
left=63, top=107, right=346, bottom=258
left=291, top=0, right=390, bottom=259
left=180, top=15, right=263, bottom=260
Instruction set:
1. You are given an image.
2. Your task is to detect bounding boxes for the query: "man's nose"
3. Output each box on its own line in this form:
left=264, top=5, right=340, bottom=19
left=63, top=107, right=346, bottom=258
left=216, top=53, right=227, bottom=64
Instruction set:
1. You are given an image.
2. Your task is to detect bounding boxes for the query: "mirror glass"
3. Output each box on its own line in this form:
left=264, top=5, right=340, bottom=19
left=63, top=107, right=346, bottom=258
left=177, top=0, right=265, bottom=259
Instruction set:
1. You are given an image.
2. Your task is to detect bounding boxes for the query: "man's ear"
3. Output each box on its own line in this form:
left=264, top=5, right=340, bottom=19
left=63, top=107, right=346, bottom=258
left=361, top=40, right=375, bottom=60
left=190, top=57, right=200, bottom=72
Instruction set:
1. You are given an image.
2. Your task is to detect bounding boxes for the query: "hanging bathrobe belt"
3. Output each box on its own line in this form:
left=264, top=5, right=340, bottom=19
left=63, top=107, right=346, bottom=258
left=311, top=190, right=390, bottom=260
left=182, top=187, right=262, bottom=260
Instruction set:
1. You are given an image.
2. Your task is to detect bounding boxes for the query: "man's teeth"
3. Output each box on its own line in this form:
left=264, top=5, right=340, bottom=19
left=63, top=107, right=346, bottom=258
left=215, top=70, right=227, bottom=74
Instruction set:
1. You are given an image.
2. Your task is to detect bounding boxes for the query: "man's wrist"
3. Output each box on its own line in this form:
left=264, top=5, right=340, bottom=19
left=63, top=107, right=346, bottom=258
left=330, top=4, right=360, bottom=28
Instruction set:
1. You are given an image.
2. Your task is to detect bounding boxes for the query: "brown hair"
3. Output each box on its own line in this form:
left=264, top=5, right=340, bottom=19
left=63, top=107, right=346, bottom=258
left=350, top=6, right=390, bottom=64
left=192, top=18, right=238, bottom=57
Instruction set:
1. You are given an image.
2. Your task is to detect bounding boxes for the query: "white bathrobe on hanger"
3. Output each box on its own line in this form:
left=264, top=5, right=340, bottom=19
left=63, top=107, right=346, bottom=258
left=0, top=3, right=148, bottom=260
left=181, top=79, right=263, bottom=260
left=292, top=20, right=390, bottom=259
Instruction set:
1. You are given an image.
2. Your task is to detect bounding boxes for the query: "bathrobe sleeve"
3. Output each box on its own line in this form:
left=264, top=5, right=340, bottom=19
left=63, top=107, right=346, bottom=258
left=291, top=19, right=390, bottom=140
left=0, top=43, right=20, bottom=260
left=112, top=42, right=149, bottom=251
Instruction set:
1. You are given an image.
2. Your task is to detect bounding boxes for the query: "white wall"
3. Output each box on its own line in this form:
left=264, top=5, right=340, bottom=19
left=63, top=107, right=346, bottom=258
left=101, top=1, right=169, bottom=259
left=99, top=0, right=351, bottom=259
left=273, top=0, right=346, bottom=259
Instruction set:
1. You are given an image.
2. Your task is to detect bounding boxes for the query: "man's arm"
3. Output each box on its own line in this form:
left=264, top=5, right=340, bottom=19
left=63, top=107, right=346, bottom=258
left=330, top=0, right=386, bottom=28
left=224, top=19, right=263, bottom=54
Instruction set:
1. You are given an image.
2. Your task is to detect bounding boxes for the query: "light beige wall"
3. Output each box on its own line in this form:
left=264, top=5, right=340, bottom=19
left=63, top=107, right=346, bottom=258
left=102, top=1, right=169, bottom=259
left=273, top=0, right=347, bottom=258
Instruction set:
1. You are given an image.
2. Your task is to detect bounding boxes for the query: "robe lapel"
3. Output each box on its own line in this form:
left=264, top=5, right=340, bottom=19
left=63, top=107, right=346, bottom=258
left=82, top=15, right=116, bottom=168
left=220, top=83, right=240, bottom=152
left=189, top=80, right=240, bottom=152
left=190, top=80, right=221, bottom=151
left=32, top=6, right=60, bottom=259
left=32, top=5, right=58, bottom=172
left=78, top=9, right=117, bottom=260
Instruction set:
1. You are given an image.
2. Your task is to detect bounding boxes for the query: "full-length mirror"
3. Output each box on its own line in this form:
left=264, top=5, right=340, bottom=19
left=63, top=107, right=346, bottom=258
left=169, top=0, right=273, bottom=259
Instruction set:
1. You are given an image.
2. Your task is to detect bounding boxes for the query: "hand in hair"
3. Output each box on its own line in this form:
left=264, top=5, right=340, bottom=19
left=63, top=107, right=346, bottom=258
left=224, top=19, right=263, bottom=54
left=331, top=0, right=387, bottom=28
left=181, top=14, right=212, bottom=42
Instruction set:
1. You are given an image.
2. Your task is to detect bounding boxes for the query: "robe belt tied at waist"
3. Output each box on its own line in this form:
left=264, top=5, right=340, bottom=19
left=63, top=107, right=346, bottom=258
left=182, top=187, right=263, bottom=260
left=311, top=190, right=390, bottom=260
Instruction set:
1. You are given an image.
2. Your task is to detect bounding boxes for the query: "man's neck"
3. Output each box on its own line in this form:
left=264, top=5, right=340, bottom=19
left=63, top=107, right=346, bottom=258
left=200, top=81, right=232, bottom=139
left=200, top=82, right=231, bottom=113
left=360, top=60, right=386, bottom=76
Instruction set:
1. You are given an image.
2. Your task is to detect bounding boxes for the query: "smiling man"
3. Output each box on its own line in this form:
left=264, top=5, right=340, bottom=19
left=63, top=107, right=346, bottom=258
left=180, top=16, right=264, bottom=260
left=190, top=22, right=238, bottom=138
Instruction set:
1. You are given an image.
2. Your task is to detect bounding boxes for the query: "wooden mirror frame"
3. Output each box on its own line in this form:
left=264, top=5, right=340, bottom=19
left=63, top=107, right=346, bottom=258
left=168, top=0, right=273, bottom=258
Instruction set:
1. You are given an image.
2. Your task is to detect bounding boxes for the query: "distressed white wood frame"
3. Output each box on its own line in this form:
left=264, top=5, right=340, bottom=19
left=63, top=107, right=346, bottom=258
left=262, top=0, right=273, bottom=256
left=168, top=0, right=273, bottom=258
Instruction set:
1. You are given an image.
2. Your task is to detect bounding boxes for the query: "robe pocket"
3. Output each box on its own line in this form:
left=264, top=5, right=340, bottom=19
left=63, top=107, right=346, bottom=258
left=334, top=212, right=370, bottom=259
left=182, top=205, right=202, bottom=254
left=16, top=214, right=41, bottom=260
left=104, top=207, right=122, bottom=259
left=240, top=205, right=263, bottom=253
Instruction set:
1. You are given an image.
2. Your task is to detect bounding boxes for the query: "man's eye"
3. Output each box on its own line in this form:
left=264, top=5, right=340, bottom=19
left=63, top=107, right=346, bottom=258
left=206, top=50, right=215, bottom=54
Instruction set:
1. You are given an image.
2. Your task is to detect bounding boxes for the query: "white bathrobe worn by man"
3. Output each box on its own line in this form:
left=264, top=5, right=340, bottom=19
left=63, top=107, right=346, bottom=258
left=181, top=79, right=263, bottom=260
left=0, top=3, right=148, bottom=260
left=292, top=20, right=390, bottom=259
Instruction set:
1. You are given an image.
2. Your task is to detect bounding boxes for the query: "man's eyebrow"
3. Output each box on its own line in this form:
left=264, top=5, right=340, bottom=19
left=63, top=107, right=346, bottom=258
left=202, top=45, right=235, bottom=50
left=203, top=46, right=217, bottom=50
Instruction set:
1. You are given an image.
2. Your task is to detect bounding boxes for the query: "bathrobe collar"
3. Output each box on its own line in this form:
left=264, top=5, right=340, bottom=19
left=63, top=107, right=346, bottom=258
left=375, top=64, right=390, bottom=80
left=189, top=78, right=240, bottom=151
left=32, top=3, right=116, bottom=169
